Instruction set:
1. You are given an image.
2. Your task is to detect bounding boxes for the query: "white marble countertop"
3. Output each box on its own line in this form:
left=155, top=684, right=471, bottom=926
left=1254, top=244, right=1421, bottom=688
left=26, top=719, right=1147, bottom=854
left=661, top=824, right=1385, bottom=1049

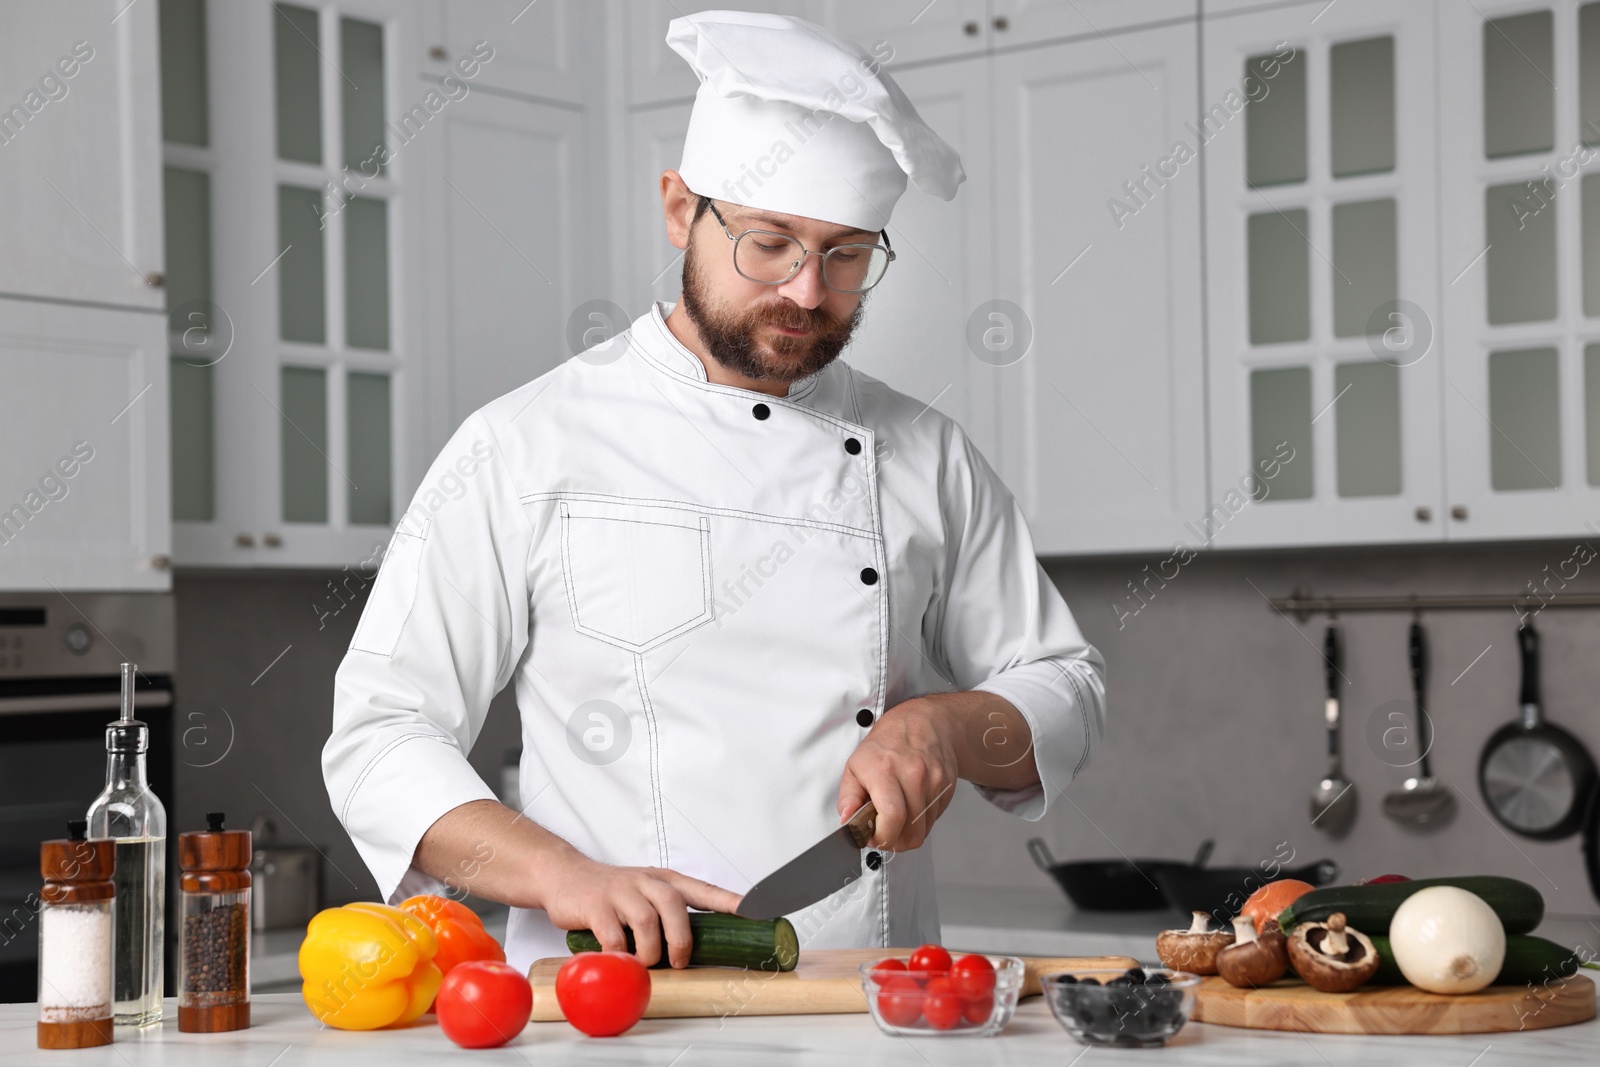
left=2, top=992, right=1597, bottom=1065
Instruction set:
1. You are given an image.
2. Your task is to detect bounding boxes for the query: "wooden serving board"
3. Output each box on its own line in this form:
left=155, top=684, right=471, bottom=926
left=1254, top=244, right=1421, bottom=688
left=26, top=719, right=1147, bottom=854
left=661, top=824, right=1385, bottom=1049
left=527, top=948, right=1137, bottom=1021
left=1192, top=974, right=1596, bottom=1035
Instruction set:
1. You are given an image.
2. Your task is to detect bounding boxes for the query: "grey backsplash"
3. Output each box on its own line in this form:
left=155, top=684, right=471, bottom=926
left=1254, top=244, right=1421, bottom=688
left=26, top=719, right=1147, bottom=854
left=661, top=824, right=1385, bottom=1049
left=174, top=537, right=1600, bottom=917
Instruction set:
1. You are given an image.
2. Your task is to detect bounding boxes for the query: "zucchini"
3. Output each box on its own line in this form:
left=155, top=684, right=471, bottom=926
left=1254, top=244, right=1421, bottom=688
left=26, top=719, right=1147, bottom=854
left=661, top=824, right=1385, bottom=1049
left=1277, top=876, right=1543, bottom=937
left=565, top=913, right=799, bottom=972
left=1366, top=934, right=1599, bottom=987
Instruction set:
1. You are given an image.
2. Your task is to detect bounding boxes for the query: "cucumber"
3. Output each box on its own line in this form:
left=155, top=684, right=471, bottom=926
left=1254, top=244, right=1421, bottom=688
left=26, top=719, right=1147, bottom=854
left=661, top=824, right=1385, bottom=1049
left=1366, top=934, right=1599, bottom=987
left=565, top=912, right=799, bottom=972
left=1277, top=876, right=1543, bottom=937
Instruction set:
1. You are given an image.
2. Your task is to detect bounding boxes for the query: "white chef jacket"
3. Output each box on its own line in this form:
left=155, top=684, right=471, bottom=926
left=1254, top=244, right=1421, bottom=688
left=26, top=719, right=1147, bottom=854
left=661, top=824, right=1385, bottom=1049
left=324, top=300, right=1106, bottom=975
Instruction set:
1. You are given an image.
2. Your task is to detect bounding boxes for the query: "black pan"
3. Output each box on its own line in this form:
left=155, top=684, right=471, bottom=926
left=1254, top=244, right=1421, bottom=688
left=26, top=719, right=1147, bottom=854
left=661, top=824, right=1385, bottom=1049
left=1582, top=779, right=1600, bottom=907
left=1478, top=623, right=1598, bottom=840
left=1154, top=857, right=1340, bottom=922
left=1028, top=838, right=1214, bottom=912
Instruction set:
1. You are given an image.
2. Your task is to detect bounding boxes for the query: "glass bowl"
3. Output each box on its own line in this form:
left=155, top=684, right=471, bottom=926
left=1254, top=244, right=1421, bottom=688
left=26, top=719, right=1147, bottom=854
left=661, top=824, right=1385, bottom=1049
left=857, top=954, right=1024, bottom=1037
left=1041, top=967, right=1199, bottom=1048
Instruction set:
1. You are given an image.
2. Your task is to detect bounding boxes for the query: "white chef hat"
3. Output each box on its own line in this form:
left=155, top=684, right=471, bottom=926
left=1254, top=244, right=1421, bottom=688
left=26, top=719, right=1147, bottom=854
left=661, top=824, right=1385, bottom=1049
left=665, top=10, right=965, bottom=234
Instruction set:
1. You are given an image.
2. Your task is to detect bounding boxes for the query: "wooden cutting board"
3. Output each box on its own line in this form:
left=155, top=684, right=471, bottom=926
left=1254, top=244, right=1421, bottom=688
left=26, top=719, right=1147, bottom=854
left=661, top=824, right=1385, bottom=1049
left=1192, top=974, right=1596, bottom=1034
left=526, top=948, right=1137, bottom=1021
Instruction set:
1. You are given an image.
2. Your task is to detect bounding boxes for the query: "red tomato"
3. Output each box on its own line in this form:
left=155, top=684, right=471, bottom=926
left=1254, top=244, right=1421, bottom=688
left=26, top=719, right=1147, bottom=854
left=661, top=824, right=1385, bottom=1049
left=554, top=951, right=651, bottom=1037
left=962, top=994, right=994, bottom=1025
left=871, top=957, right=908, bottom=981
left=435, top=961, right=532, bottom=1049
left=908, top=944, right=952, bottom=977
left=876, top=975, right=922, bottom=1028
left=922, top=976, right=962, bottom=1030
left=949, top=954, right=996, bottom=999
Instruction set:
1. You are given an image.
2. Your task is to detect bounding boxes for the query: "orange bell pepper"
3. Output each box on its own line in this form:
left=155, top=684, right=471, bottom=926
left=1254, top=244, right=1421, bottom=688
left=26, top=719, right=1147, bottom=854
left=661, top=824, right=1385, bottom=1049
left=399, top=894, right=506, bottom=975
left=299, top=902, right=443, bottom=1030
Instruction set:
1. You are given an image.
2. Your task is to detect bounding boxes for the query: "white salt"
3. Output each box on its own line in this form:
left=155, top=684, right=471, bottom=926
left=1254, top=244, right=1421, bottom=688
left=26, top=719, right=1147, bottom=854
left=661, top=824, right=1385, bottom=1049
left=38, top=905, right=111, bottom=1011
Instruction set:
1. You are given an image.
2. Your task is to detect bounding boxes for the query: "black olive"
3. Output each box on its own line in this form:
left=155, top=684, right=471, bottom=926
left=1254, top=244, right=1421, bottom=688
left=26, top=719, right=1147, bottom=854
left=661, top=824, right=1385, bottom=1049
left=1123, top=967, right=1147, bottom=984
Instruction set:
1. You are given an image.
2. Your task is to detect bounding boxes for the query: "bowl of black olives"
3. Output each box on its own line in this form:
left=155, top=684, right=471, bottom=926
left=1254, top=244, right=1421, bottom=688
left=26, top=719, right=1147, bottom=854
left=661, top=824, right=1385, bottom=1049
left=1040, top=967, right=1199, bottom=1048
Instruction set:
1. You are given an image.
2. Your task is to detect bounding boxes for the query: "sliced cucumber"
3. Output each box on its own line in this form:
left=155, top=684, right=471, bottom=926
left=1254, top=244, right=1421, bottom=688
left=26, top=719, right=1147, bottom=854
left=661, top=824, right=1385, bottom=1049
left=565, top=912, right=799, bottom=972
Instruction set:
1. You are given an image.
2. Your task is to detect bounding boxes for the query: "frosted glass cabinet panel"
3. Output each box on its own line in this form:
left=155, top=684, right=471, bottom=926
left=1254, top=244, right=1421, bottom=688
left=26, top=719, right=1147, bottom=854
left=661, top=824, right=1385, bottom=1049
left=1482, top=10, right=1554, bottom=159
left=1205, top=0, right=1441, bottom=547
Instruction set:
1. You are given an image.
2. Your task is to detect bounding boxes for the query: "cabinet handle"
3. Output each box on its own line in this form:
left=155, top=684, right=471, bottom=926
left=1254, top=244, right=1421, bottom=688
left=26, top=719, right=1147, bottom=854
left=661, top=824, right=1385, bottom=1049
left=1450, top=505, right=1469, bottom=521
left=262, top=533, right=283, bottom=548
left=235, top=533, right=255, bottom=548
left=993, top=16, right=1010, bottom=30
left=144, top=271, right=165, bottom=288
left=149, top=554, right=171, bottom=570
left=1414, top=506, right=1432, bottom=522
left=427, top=45, right=446, bottom=61
left=963, top=20, right=980, bottom=35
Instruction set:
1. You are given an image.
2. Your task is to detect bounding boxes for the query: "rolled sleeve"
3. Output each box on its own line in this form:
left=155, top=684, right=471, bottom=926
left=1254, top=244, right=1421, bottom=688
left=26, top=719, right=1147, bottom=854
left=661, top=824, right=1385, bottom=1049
left=323, top=412, right=531, bottom=903
left=925, top=429, right=1107, bottom=821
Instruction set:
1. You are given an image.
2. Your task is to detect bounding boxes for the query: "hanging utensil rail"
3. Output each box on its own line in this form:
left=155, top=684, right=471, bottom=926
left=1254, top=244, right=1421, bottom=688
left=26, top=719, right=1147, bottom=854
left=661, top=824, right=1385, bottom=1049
left=1269, top=587, right=1600, bottom=621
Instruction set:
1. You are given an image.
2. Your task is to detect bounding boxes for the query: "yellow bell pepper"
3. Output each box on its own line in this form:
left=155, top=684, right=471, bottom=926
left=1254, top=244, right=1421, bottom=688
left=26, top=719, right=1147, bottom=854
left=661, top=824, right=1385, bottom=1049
left=299, top=902, right=444, bottom=1030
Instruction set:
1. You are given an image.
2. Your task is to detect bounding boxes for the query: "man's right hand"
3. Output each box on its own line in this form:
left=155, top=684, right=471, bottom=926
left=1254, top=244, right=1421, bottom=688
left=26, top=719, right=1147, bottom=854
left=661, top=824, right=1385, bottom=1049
left=540, top=852, right=743, bottom=968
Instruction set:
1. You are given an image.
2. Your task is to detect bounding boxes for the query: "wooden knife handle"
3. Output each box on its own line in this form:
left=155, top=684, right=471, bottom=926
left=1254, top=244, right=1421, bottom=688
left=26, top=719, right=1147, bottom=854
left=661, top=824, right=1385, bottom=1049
left=844, top=800, right=877, bottom=849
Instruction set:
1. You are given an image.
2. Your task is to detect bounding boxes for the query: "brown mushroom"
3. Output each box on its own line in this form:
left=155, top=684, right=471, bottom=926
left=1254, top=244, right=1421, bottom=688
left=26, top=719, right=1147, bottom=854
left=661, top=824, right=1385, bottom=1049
left=1216, top=913, right=1289, bottom=988
left=1286, top=912, right=1380, bottom=993
left=1156, top=910, right=1236, bottom=975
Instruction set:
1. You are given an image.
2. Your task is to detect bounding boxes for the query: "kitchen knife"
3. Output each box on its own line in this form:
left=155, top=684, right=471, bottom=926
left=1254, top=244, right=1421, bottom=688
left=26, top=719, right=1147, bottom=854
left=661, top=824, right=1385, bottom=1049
left=735, top=801, right=877, bottom=920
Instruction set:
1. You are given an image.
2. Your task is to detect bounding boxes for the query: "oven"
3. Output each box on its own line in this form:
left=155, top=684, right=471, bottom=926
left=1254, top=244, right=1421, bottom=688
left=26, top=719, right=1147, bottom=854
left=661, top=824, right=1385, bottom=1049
left=0, top=592, right=175, bottom=1003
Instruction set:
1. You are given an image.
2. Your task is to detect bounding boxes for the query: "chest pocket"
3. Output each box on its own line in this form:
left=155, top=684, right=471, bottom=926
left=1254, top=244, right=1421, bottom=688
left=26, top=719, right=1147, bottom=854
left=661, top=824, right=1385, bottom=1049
left=559, top=499, right=713, bottom=654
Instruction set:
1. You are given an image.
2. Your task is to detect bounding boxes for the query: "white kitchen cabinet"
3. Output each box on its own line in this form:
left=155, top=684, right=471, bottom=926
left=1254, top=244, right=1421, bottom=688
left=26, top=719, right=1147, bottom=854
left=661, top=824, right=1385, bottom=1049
left=1437, top=0, right=1600, bottom=540
left=415, top=83, right=595, bottom=445
left=170, top=0, right=429, bottom=568
left=0, top=0, right=164, bottom=311
left=989, top=21, right=1208, bottom=556
left=1202, top=0, right=1444, bottom=548
left=988, top=0, right=1196, bottom=48
left=419, top=0, right=588, bottom=106
left=0, top=301, right=170, bottom=591
left=814, top=0, right=990, bottom=67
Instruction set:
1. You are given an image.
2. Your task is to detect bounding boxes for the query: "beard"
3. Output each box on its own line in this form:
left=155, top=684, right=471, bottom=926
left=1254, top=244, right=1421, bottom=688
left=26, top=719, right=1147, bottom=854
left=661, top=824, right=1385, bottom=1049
left=677, top=237, right=866, bottom=385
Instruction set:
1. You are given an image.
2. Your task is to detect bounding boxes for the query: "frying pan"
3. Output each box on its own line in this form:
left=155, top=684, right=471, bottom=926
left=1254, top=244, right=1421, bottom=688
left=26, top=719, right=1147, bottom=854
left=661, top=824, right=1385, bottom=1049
left=1478, top=623, right=1598, bottom=840
left=1583, top=780, right=1600, bottom=907
left=1154, top=857, right=1339, bottom=922
left=1028, top=837, right=1214, bottom=912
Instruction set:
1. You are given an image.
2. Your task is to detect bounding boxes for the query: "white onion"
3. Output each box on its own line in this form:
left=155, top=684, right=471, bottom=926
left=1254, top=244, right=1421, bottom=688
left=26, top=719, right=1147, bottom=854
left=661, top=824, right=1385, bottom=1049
left=1388, top=886, right=1506, bottom=994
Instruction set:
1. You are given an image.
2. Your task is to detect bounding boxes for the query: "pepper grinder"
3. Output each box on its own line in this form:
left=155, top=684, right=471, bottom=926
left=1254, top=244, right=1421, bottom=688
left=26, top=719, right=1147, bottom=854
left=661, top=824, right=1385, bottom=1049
left=37, top=820, right=116, bottom=1050
left=178, top=812, right=252, bottom=1032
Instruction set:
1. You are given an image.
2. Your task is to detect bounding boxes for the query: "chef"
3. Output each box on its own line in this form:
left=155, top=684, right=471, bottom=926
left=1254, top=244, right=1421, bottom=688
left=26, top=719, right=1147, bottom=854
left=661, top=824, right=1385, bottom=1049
left=324, top=9, right=1106, bottom=976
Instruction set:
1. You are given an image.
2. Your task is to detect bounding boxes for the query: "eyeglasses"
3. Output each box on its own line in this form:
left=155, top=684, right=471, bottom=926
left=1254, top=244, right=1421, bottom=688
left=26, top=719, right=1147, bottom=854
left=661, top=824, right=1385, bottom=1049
left=705, top=200, right=896, bottom=294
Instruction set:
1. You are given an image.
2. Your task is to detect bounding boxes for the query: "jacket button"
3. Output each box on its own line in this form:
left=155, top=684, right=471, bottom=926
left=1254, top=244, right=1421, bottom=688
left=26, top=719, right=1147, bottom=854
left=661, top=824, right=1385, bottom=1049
left=865, top=851, right=882, bottom=871
left=860, top=567, right=878, bottom=585
left=752, top=402, right=771, bottom=420
left=844, top=437, right=862, bottom=455
left=856, top=708, right=874, bottom=727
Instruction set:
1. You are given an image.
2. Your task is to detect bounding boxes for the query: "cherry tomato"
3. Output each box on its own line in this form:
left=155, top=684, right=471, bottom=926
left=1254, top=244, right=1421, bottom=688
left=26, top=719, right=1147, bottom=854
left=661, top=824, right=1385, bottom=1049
left=922, top=975, right=962, bottom=1030
left=908, top=943, right=952, bottom=978
left=962, top=994, right=994, bottom=1025
left=876, top=975, right=923, bottom=1028
left=871, top=957, right=908, bottom=981
left=554, top=951, right=651, bottom=1037
left=949, top=954, right=996, bottom=999
left=435, top=960, right=532, bottom=1049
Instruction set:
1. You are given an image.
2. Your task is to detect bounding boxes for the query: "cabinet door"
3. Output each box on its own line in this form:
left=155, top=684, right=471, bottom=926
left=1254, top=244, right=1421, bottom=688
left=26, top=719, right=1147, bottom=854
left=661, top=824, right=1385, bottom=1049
left=417, top=88, right=591, bottom=443
left=1203, top=0, right=1442, bottom=548
left=420, top=0, right=587, bottom=105
left=626, top=0, right=824, bottom=107
left=989, top=0, right=1197, bottom=47
left=625, top=57, right=1000, bottom=464
left=0, top=302, right=170, bottom=591
left=1438, top=1, right=1600, bottom=539
left=0, top=1, right=163, bottom=309
left=990, top=22, right=1207, bottom=555
left=814, top=0, right=991, bottom=66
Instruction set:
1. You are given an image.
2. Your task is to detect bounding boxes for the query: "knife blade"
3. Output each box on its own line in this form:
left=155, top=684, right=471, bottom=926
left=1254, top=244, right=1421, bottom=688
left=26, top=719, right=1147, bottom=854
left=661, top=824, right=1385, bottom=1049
left=735, top=801, right=878, bottom=920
